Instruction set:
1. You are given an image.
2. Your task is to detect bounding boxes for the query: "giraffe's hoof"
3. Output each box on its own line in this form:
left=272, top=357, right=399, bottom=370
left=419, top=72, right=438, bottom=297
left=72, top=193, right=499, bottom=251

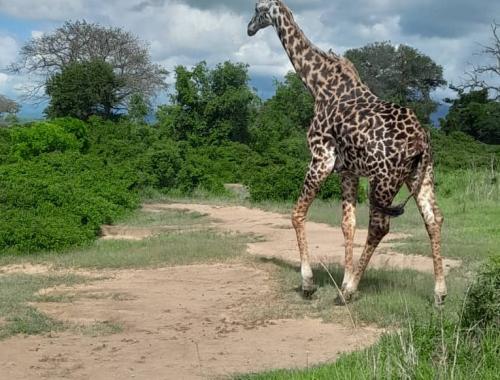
left=334, top=288, right=357, bottom=305
left=434, top=293, right=447, bottom=308
left=302, top=285, right=317, bottom=299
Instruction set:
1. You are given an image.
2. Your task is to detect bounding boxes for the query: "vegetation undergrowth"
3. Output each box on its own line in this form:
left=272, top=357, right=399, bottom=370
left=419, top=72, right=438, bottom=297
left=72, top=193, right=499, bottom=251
left=0, top=273, right=90, bottom=339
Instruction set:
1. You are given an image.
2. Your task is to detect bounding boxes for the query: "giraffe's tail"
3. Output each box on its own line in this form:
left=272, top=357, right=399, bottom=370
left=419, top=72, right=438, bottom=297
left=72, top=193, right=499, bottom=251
left=372, top=202, right=407, bottom=217
left=372, top=151, right=427, bottom=218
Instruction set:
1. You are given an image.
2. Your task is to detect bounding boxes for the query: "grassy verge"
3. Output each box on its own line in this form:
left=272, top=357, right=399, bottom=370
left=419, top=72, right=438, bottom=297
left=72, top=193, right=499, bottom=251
left=236, top=321, right=499, bottom=380
left=0, top=273, right=89, bottom=339
left=0, top=209, right=252, bottom=270
left=255, top=259, right=466, bottom=327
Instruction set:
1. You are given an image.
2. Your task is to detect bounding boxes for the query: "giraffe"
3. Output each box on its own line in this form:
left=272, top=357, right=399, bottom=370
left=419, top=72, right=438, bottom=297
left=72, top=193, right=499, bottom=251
left=248, top=0, right=447, bottom=306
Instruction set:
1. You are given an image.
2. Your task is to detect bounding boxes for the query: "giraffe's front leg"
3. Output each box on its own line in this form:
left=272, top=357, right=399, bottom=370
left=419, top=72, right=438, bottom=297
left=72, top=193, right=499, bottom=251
left=292, top=158, right=334, bottom=298
left=339, top=174, right=359, bottom=291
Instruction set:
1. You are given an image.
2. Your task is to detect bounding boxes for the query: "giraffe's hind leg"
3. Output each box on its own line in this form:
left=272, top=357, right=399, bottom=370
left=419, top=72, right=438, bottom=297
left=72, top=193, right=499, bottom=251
left=339, top=208, right=390, bottom=303
left=292, top=158, right=334, bottom=298
left=339, top=178, right=401, bottom=303
left=407, top=164, right=447, bottom=306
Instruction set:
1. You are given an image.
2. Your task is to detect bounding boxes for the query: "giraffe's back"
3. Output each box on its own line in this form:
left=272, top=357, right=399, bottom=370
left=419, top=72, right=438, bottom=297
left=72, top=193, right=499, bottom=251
left=317, top=98, right=429, bottom=179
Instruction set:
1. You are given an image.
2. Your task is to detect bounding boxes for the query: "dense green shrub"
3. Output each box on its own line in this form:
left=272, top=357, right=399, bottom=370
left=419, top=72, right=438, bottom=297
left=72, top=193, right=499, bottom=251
left=141, top=141, right=182, bottom=189
left=0, top=127, right=10, bottom=162
left=50, top=117, right=90, bottom=152
left=0, top=152, right=138, bottom=253
left=462, top=256, right=500, bottom=331
left=430, top=129, right=500, bottom=170
left=10, top=122, right=82, bottom=160
left=246, top=158, right=307, bottom=202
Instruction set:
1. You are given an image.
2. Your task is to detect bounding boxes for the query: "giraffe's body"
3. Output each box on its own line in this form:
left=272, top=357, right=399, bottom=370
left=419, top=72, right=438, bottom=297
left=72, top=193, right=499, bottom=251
left=248, top=0, right=447, bottom=305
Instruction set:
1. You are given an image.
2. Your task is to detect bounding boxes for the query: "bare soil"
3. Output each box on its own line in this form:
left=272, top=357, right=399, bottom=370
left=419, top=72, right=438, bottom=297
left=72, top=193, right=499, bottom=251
left=0, top=203, right=460, bottom=379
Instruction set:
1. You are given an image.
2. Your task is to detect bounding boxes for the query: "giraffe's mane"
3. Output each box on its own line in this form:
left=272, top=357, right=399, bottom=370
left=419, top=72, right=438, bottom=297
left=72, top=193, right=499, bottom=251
left=280, top=2, right=363, bottom=83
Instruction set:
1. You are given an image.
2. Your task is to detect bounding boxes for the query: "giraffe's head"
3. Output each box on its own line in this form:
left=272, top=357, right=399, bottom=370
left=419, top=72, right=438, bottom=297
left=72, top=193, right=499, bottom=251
left=247, top=0, right=280, bottom=36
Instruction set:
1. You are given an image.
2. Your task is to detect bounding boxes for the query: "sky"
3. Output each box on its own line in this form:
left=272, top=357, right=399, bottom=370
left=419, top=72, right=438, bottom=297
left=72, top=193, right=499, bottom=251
left=0, top=0, right=498, bottom=118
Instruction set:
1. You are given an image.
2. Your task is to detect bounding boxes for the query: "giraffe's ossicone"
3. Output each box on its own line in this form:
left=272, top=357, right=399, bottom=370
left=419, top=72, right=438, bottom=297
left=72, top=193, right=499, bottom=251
left=248, top=0, right=447, bottom=307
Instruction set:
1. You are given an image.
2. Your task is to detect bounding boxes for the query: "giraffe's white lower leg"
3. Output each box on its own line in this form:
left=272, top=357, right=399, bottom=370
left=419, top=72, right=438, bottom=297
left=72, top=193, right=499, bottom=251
left=293, top=157, right=335, bottom=297
left=341, top=272, right=354, bottom=290
left=301, top=262, right=314, bottom=291
left=413, top=175, right=447, bottom=307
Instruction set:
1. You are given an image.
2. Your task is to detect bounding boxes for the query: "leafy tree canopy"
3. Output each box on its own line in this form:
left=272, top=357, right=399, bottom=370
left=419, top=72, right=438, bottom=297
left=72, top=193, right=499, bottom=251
left=441, top=89, right=500, bottom=144
left=345, top=42, right=446, bottom=123
left=45, top=60, right=124, bottom=120
left=157, top=61, right=257, bottom=145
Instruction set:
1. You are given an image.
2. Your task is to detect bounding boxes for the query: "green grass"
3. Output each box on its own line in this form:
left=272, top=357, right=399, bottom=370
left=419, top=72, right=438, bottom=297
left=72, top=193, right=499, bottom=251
left=0, top=273, right=89, bottom=339
left=0, top=231, right=251, bottom=270
left=0, top=208, right=252, bottom=270
left=256, top=258, right=467, bottom=327
left=236, top=322, right=500, bottom=380
left=119, top=208, right=210, bottom=227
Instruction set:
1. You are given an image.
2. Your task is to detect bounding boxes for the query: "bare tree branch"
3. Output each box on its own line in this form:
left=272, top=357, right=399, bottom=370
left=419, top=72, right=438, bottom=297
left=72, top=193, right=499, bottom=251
left=8, top=20, right=168, bottom=109
left=459, top=21, right=500, bottom=100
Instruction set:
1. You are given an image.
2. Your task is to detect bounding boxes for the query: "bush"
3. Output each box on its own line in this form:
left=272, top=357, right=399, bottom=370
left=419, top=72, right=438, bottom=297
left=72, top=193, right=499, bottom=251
left=10, top=121, right=83, bottom=160
left=430, top=129, right=500, bottom=171
left=0, top=152, right=138, bottom=253
left=246, top=154, right=367, bottom=203
left=246, top=158, right=307, bottom=202
left=141, top=141, right=182, bottom=189
left=50, top=117, right=90, bottom=152
left=462, top=256, right=500, bottom=331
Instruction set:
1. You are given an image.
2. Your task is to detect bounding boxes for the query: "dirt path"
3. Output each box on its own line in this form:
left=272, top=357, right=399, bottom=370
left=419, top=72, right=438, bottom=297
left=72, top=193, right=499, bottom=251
left=147, top=203, right=461, bottom=274
left=1, top=264, right=379, bottom=380
left=0, top=203, right=460, bottom=379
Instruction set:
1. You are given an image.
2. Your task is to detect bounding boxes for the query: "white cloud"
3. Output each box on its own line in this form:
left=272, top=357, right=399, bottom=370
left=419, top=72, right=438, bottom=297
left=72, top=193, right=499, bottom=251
left=0, top=0, right=85, bottom=20
left=0, top=35, right=19, bottom=69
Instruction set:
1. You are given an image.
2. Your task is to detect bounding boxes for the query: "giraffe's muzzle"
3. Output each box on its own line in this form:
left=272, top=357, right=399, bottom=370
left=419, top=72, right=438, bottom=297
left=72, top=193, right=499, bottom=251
left=247, top=19, right=258, bottom=36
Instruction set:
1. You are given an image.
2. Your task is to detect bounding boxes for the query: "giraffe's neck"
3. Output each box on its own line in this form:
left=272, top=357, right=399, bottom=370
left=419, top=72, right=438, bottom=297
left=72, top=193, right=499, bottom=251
left=272, top=2, right=370, bottom=103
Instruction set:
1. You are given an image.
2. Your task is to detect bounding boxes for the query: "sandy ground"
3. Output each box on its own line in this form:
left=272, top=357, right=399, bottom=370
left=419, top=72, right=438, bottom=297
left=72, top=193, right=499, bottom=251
left=0, top=203, right=460, bottom=380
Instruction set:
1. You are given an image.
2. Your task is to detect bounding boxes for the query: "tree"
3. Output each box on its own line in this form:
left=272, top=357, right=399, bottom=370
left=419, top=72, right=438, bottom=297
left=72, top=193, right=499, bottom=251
left=157, top=61, right=257, bottom=145
left=460, top=22, right=500, bottom=100
left=271, top=72, right=314, bottom=130
left=0, top=94, right=19, bottom=116
left=249, top=72, right=313, bottom=154
left=128, top=93, right=150, bottom=124
left=10, top=20, right=167, bottom=109
left=345, top=42, right=446, bottom=123
left=441, top=89, right=500, bottom=144
left=45, top=60, right=124, bottom=120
